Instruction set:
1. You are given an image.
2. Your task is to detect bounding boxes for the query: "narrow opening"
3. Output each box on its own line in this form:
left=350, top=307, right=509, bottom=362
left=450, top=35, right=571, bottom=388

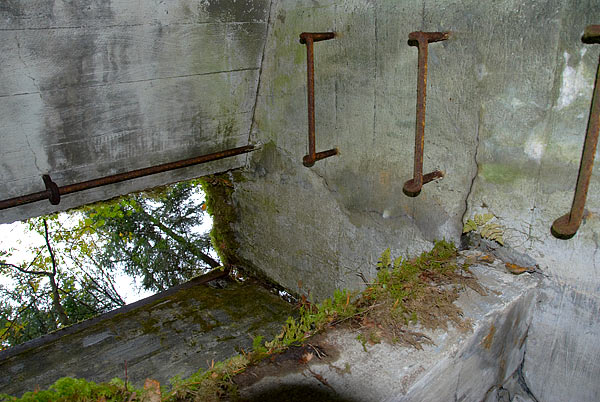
left=0, top=177, right=216, bottom=349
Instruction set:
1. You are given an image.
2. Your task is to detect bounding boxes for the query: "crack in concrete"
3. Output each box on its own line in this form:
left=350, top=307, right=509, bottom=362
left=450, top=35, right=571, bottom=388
left=453, top=369, right=461, bottom=401
left=505, top=323, right=540, bottom=402
left=372, top=7, right=378, bottom=146
left=246, top=0, right=273, bottom=164
left=1, top=67, right=260, bottom=99
left=15, top=31, right=44, bottom=174
left=592, top=232, right=599, bottom=276
left=460, top=107, right=482, bottom=226
left=15, top=32, right=40, bottom=94
left=0, top=21, right=261, bottom=32
left=516, top=349, right=539, bottom=402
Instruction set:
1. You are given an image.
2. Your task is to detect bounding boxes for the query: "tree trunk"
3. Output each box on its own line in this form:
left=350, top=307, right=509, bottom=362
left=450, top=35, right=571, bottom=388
left=43, top=219, right=70, bottom=326
left=137, top=209, right=221, bottom=268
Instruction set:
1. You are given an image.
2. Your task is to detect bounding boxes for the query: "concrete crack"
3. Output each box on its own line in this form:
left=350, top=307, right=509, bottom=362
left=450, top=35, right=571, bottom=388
left=516, top=349, right=539, bottom=402
left=15, top=31, right=44, bottom=174
left=372, top=7, right=378, bottom=146
left=15, top=32, right=40, bottom=94
left=460, top=107, right=482, bottom=226
left=246, top=0, right=273, bottom=161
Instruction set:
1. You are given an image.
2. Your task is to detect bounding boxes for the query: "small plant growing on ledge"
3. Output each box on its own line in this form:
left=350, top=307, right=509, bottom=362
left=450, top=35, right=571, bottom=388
left=463, top=213, right=504, bottom=245
left=356, top=240, right=484, bottom=349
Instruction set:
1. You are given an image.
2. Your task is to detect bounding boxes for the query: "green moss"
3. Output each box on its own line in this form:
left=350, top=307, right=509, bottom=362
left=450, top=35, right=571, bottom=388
left=0, top=377, right=141, bottom=402
left=199, top=174, right=239, bottom=266
left=356, top=240, right=484, bottom=348
left=294, top=45, right=305, bottom=65
left=480, top=163, right=525, bottom=184
left=140, top=314, right=161, bottom=335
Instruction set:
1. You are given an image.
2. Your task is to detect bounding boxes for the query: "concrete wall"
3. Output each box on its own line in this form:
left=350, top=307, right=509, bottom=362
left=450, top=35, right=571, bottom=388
left=230, top=1, right=600, bottom=400
left=0, top=0, right=270, bottom=224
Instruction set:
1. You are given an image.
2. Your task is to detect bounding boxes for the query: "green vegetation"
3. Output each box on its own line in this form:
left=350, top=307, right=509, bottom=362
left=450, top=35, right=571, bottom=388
left=264, top=289, right=357, bottom=351
left=82, top=179, right=219, bottom=292
left=356, top=240, right=484, bottom=349
left=164, top=355, right=249, bottom=402
left=3, top=241, right=483, bottom=401
left=199, top=175, right=239, bottom=267
left=463, top=213, right=505, bottom=245
left=0, top=216, right=126, bottom=347
left=0, top=377, right=141, bottom=402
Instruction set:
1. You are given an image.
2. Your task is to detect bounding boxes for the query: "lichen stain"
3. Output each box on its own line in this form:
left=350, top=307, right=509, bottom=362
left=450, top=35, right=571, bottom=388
left=482, top=323, right=496, bottom=350
left=479, top=163, right=525, bottom=184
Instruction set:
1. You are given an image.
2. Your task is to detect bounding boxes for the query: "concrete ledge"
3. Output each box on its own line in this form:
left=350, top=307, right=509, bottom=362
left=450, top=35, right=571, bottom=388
left=0, top=273, right=293, bottom=398
left=236, top=261, right=541, bottom=402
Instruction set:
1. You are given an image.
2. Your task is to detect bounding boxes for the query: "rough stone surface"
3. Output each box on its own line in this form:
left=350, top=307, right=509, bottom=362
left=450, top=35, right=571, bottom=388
left=0, top=0, right=271, bottom=224
left=230, top=1, right=600, bottom=400
left=0, top=277, right=293, bottom=398
left=237, top=261, right=540, bottom=402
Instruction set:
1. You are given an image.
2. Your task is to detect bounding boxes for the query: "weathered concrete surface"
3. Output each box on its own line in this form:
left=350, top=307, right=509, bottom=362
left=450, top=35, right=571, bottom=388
left=0, top=276, right=293, bottom=398
left=237, top=261, right=540, bottom=402
left=234, top=0, right=600, bottom=302
left=229, top=1, right=600, bottom=400
left=0, top=0, right=271, bottom=224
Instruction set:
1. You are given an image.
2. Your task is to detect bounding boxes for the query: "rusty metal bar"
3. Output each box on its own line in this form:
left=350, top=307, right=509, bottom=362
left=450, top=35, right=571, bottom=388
left=552, top=25, right=600, bottom=239
left=299, top=32, right=338, bottom=167
left=0, top=145, right=255, bottom=211
left=403, top=31, right=449, bottom=197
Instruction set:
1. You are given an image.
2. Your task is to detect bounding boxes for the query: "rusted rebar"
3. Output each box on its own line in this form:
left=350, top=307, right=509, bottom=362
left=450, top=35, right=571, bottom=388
left=299, top=32, right=338, bottom=167
left=0, top=145, right=255, bottom=211
left=552, top=25, right=600, bottom=239
left=403, top=31, right=449, bottom=197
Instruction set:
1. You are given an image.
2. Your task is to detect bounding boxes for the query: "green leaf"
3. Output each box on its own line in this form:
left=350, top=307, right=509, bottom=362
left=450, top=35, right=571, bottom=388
left=377, top=248, right=392, bottom=270
left=463, top=219, right=477, bottom=233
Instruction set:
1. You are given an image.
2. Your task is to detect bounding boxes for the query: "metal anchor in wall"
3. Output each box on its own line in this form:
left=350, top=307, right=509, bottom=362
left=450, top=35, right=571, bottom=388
left=299, top=32, right=339, bottom=167
left=403, top=31, right=449, bottom=197
left=552, top=25, right=600, bottom=239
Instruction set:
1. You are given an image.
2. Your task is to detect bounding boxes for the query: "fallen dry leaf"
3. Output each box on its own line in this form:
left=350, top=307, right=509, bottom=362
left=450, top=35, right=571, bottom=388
left=300, top=352, right=314, bottom=364
left=142, top=379, right=161, bottom=402
left=479, top=254, right=495, bottom=264
left=505, top=262, right=534, bottom=275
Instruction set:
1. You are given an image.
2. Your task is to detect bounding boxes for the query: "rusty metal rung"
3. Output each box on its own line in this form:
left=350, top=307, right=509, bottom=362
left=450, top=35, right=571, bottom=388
left=403, top=31, right=450, bottom=197
left=552, top=25, right=600, bottom=239
left=299, top=32, right=338, bottom=168
left=0, top=145, right=256, bottom=211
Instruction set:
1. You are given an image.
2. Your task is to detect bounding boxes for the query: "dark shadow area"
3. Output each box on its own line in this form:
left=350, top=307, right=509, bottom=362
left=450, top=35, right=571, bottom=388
left=241, top=384, right=362, bottom=402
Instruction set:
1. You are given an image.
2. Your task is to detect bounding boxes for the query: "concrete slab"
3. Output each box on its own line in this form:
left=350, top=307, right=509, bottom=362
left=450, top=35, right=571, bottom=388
left=0, top=274, right=293, bottom=398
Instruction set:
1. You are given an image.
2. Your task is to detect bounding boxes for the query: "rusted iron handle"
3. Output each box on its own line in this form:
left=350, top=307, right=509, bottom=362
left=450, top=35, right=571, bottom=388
left=552, top=25, right=600, bottom=239
left=0, top=145, right=255, bottom=211
left=299, top=32, right=338, bottom=167
left=300, top=32, right=335, bottom=44
left=403, top=31, right=449, bottom=197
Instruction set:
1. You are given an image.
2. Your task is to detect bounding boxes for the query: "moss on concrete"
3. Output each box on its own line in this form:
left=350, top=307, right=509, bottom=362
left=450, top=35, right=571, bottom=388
left=199, top=174, right=240, bottom=267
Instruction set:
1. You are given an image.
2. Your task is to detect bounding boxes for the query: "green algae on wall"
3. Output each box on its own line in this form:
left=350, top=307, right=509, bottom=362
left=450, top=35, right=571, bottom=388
left=479, top=163, right=526, bottom=184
